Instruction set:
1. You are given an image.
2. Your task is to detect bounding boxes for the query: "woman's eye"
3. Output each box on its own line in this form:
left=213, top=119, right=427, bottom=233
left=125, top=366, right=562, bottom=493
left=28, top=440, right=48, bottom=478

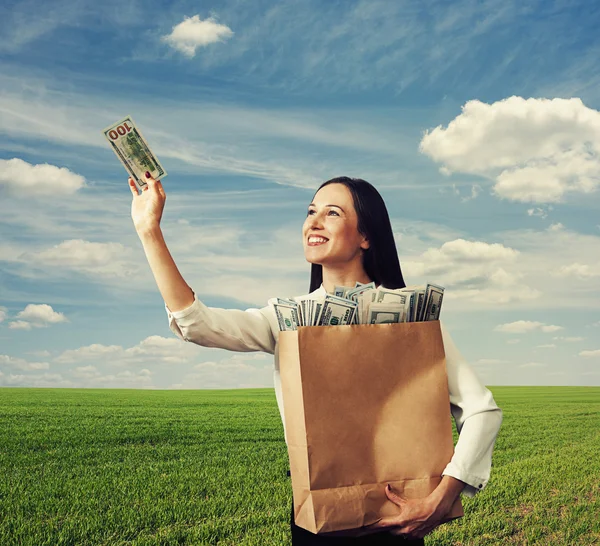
left=307, top=210, right=338, bottom=216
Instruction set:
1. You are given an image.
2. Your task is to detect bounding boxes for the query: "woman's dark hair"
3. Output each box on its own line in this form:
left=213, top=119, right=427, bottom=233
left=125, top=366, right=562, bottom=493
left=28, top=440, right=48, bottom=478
left=308, top=176, right=406, bottom=293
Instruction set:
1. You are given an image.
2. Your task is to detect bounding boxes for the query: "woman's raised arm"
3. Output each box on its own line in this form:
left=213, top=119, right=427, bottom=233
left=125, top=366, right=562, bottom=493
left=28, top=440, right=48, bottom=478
left=130, top=174, right=275, bottom=354
left=129, top=173, right=195, bottom=313
left=138, top=225, right=195, bottom=314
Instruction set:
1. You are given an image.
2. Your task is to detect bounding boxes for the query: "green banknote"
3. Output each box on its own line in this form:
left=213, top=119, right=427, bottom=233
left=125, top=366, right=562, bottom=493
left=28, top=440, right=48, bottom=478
left=102, top=115, right=167, bottom=190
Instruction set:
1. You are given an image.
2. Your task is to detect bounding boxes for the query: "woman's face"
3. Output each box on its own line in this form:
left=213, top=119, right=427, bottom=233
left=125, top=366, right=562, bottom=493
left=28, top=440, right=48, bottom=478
left=302, top=183, right=369, bottom=265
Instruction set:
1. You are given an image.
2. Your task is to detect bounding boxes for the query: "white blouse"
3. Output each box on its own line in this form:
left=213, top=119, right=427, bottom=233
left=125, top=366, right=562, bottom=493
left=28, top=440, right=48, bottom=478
left=165, top=283, right=503, bottom=498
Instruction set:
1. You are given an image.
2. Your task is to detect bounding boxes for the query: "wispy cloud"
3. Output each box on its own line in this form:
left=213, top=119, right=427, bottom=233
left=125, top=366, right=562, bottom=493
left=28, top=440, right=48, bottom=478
left=494, top=321, right=563, bottom=334
left=0, top=70, right=427, bottom=190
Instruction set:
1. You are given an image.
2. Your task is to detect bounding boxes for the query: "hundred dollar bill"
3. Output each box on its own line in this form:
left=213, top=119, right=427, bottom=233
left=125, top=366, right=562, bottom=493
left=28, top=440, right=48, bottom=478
left=368, top=303, right=404, bottom=324
left=344, top=283, right=374, bottom=324
left=346, top=282, right=376, bottom=302
left=422, top=283, right=444, bottom=321
left=318, top=296, right=357, bottom=326
left=292, top=296, right=309, bottom=326
left=102, top=115, right=167, bottom=191
left=395, top=288, right=416, bottom=322
left=272, top=302, right=300, bottom=331
left=365, top=289, right=407, bottom=324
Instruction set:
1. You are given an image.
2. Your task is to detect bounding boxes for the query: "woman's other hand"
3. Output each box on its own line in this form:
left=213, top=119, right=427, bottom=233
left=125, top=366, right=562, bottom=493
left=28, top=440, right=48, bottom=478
left=356, top=484, right=446, bottom=540
left=129, top=171, right=166, bottom=233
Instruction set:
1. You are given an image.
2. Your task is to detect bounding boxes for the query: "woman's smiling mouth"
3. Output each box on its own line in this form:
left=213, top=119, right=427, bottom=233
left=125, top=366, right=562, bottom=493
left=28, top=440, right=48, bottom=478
left=308, top=236, right=329, bottom=246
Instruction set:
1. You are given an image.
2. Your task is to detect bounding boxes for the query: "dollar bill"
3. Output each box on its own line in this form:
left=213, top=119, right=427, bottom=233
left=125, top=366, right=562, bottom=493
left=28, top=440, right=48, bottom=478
left=368, top=303, right=404, bottom=324
left=421, top=283, right=444, bottom=321
left=317, top=296, right=357, bottom=326
left=333, top=285, right=352, bottom=297
left=271, top=282, right=444, bottom=330
left=102, top=115, right=167, bottom=191
left=272, top=302, right=300, bottom=331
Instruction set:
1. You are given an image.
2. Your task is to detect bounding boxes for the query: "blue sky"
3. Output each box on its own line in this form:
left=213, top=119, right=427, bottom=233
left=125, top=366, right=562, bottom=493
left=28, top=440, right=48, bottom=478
left=1, top=0, right=599, bottom=389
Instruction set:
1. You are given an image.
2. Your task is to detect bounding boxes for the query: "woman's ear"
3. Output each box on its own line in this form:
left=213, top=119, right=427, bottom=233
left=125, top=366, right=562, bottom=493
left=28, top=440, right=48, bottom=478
left=361, top=237, right=370, bottom=250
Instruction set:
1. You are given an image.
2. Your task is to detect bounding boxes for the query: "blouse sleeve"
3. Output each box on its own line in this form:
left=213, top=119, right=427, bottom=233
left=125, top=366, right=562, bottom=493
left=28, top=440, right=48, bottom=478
left=439, top=320, right=503, bottom=498
left=165, top=288, right=276, bottom=355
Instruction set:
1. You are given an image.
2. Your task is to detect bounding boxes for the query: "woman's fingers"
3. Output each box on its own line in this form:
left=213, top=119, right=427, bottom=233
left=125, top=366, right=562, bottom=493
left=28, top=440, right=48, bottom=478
left=156, top=179, right=166, bottom=199
left=144, top=171, right=156, bottom=191
left=129, top=173, right=165, bottom=200
left=128, top=178, right=138, bottom=196
left=143, top=171, right=166, bottom=199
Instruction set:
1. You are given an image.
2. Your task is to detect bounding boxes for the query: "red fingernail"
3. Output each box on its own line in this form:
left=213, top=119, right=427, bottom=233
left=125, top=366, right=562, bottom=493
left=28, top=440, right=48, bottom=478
left=145, top=171, right=151, bottom=178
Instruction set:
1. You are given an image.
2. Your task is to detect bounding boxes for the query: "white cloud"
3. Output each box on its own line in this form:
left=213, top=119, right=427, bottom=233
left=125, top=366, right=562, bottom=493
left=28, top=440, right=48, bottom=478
left=0, top=346, right=164, bottom=388
left=71, top=368, right=155, bottom=388
left=489, top=224, right=600, bottom=310
left=423, top=239, right=519, bottom=263
left=7, top=321, right=31, bottom=330
left=506, top=339, right=520, bottom=344
left=53, top=335, right=202, bottom=366
left=1, top=334, right=274, bottom=389
left=579, top=349, right=600, bottom=357
left=420, top=96, right=600, bottom=203
left=527, top=206, right=553, bottom=219
left=0, top=368, right=154, bottom=388
left=8, top=303, right=69, bottom=330
left=403, top=238, right=538, bottom=304
left=54, top=344, right=122, bottom=364
left=520, top=362, right=546, bottom=368
left=494, top=320, right=563, bottom=334
left=161, top=15, right=233, bottom=58
left=554, top=263, right=600, bottom=279
left=536, top=344, right=556, bottom=348
left=176, top=352, right=272, bottom=389
left=475, top=359, right=507, bottom=365
left=0, top=354, right=50, bottom=371
left=450, top=183, right=481, bottom=202
left=0, top=158, right=85, bottom=197
left=0, top=372, right=73, bottom=388
left=19, top=239, right=138, bottom=279
left=553, top=336, right=584, bottom=342
left=73, top=365, right=99, bottom=375
left=26, top=350, right=52, bottom=357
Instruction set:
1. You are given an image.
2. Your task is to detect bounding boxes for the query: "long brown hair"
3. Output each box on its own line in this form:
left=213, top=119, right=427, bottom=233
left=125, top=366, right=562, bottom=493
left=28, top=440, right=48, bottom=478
left=308, top=176, right=406, bottom=292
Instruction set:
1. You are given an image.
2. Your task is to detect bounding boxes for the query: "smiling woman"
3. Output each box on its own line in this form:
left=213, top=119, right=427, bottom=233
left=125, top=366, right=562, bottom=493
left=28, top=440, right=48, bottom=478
left=130, top=172, right=502, bottom=545
left=302, top=177, right=407, bottom=296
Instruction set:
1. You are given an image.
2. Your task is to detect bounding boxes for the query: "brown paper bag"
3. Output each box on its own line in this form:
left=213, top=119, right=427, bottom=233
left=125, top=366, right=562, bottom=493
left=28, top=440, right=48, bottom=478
left=279, top=319, right=464, bottom=535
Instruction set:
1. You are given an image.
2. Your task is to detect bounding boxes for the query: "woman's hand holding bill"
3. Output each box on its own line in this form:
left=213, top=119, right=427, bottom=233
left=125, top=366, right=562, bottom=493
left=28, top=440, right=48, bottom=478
left=129, top=171, right=166, bottom=235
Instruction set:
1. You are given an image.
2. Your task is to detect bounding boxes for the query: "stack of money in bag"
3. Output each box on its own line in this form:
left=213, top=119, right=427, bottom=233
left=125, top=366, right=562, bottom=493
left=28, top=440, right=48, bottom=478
left=269, top=282, right=444, bottom=332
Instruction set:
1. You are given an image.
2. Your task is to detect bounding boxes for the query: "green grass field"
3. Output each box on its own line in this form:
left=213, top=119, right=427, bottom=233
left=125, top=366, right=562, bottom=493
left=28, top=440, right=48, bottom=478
left=0, top=386, right=598, bottom=545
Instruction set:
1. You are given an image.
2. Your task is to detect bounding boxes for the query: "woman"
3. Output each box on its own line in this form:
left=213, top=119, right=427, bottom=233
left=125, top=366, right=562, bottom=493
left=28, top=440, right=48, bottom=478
left=129, top=172, right=503, bottom=544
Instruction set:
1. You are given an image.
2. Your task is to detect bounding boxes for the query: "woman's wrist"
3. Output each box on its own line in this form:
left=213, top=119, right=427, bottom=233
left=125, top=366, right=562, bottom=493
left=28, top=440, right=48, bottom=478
left=429, top=475, right=466, bottom=515
left=136, top=223, right=162, bottom=240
